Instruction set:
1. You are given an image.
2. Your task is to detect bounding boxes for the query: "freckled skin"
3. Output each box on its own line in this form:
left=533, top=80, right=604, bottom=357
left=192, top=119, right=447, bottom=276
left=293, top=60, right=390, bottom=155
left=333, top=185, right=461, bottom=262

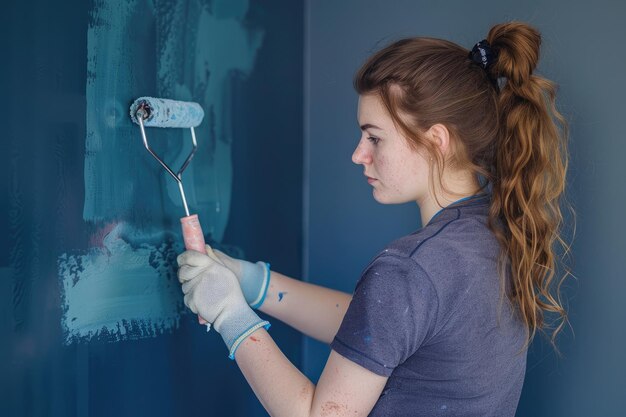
left=300, top=385, right=312, bottom=400
left=352, top=94, right=431, bottom=205
left=321, top=401, right=348, bottom=417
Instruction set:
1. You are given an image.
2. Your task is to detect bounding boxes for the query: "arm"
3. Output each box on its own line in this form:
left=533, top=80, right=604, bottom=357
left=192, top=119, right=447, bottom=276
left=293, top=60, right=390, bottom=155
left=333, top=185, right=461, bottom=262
left=210, top=247, right=352, bottom=344
left=259, top=271, right=352, bottom=344
left=177, top=250, right=388, bottom=417
left=235, top=328, right=388, bottom=417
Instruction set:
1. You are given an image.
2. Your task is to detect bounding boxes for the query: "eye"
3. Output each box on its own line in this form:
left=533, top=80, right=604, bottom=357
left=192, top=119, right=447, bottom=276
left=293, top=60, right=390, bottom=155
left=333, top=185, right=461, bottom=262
left=367, top=136, right=380, bottom=145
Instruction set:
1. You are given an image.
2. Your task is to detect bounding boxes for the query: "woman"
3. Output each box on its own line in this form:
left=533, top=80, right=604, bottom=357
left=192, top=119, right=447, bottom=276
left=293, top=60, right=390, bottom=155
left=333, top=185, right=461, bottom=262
left=177, top=21, right=572, bottom=416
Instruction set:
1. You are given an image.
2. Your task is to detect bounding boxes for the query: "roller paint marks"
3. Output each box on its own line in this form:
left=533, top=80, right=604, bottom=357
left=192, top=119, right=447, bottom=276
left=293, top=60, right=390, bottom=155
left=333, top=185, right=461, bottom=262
left=278, top=291, right=288, bottom=302
left=58, top=223, right=184, bottom=344
left=154, top=0, right=264, bottom=240
left=83, top=0, right=264, bottom=241
left=58, top=0, right=264, bottom=343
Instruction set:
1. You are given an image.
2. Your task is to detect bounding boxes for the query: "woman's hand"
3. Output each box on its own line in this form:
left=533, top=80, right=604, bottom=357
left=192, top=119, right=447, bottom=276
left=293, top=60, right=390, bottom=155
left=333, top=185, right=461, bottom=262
left=177, top=249, right=270, bottom=359
left=210, top=246, right=271, bottom=309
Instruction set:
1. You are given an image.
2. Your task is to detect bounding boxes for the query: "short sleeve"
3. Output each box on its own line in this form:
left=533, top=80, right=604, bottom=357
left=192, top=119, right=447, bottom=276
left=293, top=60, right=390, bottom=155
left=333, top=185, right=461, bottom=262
left=330, top=254, right=438, bottom=376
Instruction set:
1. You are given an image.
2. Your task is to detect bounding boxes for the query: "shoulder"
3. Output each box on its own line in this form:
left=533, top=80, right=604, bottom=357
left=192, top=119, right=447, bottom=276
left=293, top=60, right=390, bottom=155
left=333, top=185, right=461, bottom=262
left=380, top=215, right=500, bottom=277
left=334, top=253, right=441, bottom=375
left=391, top=214, right=495, bottom=252
left=373, top=218, right=502, bottom=313
left=355, top=252, right=436, bottom=299
left=353, top=253, right=441, bottom=333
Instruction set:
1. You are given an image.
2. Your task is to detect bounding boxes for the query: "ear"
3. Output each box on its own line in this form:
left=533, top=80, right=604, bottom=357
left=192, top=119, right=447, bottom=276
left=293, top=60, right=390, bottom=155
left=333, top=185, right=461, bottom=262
left=426, top=124, right=451, bottom=157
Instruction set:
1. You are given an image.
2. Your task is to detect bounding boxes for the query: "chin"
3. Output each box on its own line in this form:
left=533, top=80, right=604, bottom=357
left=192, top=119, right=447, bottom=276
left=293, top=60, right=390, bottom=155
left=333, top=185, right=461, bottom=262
left=372, top=190, right=407, bottom=205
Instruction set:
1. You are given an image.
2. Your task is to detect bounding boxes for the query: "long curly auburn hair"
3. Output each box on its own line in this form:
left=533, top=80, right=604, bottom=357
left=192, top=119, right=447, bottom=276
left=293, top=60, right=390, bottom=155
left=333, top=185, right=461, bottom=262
left=354, top=21, right=575, bottom=350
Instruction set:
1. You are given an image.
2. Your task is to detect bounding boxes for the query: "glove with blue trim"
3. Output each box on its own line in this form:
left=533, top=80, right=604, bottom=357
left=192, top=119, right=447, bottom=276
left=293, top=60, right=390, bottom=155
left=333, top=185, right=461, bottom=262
left=211, top=247, right=271, bottom=309
left=177, top=248, right=271, bottom=359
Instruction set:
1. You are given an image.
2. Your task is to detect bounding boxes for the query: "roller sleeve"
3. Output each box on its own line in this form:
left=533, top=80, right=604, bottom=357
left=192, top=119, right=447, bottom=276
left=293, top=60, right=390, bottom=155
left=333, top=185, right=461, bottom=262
left=130, top=97, right=204, bottom=128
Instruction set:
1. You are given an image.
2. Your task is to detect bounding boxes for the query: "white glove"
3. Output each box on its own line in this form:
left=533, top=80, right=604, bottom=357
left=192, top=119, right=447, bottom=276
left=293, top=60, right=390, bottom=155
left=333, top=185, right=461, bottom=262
left=177, top=249, right=271, bottom=359
left=212, top=247, right=271, bottom=309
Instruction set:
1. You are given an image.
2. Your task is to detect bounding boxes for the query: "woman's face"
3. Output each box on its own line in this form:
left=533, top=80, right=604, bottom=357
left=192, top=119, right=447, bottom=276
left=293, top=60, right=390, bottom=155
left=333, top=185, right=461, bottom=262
left=352, top=94, right=431, bottom=205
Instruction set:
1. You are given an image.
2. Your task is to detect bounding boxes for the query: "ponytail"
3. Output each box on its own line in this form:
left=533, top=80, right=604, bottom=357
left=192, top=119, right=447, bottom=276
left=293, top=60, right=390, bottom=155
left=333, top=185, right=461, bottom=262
left=486, top=22, right=574, bottom=350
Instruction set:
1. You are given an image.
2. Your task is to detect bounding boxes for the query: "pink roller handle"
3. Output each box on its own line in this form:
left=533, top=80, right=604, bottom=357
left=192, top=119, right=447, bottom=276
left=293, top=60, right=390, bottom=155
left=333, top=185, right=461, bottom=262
left=181, top=214, right=207, bottom=253
left=180, top=214, right=209, bottom=326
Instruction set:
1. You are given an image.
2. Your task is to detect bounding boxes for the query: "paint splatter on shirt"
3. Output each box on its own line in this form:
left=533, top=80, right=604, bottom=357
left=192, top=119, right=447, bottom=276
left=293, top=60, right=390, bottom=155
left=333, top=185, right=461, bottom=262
left=331, top=193, right=527, bottom=417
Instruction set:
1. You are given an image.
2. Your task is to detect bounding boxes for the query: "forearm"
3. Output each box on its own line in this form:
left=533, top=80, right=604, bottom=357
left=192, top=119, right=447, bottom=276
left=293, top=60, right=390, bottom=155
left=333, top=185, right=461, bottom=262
left=178, top=251, right=369, bottom=417
left=235, top=328, right=314, bottom=417
left=258, top=271, right=351, bottom=344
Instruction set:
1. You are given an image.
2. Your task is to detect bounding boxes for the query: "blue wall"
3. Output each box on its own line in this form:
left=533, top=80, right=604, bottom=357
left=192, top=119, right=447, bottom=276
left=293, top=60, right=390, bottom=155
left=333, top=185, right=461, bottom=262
left=304, top=1, right=626, bottom=416
left=2, top=0, right=625, bottom=416
left=0, top=1, right=302, bottom=416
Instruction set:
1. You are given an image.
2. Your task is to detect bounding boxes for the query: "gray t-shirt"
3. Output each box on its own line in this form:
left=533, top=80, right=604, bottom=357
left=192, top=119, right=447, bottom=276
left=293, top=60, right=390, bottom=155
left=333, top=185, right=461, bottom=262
left=330, top=193, right=527, bottom=416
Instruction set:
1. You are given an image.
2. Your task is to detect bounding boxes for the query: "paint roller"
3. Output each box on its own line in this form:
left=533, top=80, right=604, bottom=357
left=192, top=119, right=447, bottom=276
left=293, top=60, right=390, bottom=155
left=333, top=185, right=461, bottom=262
left=130, top=96, right=213, bottom=330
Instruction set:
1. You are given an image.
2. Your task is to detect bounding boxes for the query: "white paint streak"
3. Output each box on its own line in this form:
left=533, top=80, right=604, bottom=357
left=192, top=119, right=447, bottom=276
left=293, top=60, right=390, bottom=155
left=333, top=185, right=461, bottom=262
left=58, top=223, right=184, bottom=344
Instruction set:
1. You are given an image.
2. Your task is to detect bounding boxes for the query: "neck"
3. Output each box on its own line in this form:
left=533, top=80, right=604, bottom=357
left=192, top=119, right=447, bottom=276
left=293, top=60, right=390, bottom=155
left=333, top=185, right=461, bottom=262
left=418, top=173, right=482, bottom=226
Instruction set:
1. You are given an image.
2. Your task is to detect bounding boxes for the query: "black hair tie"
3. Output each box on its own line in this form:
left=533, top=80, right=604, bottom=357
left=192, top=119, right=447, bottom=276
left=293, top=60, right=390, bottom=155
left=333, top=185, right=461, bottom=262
left=469, top=39, right=497, bottom=70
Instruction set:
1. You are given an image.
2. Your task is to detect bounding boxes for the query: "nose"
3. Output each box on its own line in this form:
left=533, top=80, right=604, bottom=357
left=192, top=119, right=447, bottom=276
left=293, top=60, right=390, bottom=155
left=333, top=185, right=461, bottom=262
left=352, top=138, right=372, bottom=165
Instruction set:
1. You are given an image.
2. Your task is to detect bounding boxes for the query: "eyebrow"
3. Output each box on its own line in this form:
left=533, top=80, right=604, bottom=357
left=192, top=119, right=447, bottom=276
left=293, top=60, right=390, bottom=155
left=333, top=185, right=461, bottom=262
left=360, top=123, right=384, bottom=131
